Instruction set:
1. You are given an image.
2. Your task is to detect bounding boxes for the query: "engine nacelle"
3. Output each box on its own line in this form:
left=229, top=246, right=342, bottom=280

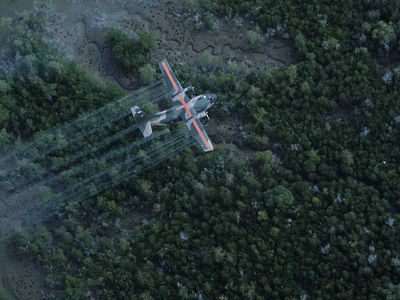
left=172, top=86, right=194, bottom=98
left=197, top=111, right=209, bottom=120
left=184, top=86, right=194, bottom=93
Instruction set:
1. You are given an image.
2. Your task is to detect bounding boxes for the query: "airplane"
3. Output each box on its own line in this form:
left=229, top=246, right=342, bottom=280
left=130, top=59, right=217, bottom=152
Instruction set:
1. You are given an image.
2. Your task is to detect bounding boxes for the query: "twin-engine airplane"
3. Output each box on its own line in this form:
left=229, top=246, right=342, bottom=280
left=131, top=59, right=216, bottom=152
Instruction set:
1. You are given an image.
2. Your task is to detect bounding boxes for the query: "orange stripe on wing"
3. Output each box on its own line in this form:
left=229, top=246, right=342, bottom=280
left=162, top=61, right=191, bottom=114
left=192, top=118, right=211, bottom=150
left=177, top=93, right=192, bottom=116
left=162, top=61, right=179, bottom=92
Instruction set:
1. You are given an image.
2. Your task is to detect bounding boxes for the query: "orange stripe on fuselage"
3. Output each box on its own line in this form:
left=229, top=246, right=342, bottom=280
left=161, top=61, right=211, bottom=150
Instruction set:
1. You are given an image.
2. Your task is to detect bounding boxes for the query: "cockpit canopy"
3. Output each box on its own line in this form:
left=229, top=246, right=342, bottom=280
left=194, top=93, right=217, bottom=112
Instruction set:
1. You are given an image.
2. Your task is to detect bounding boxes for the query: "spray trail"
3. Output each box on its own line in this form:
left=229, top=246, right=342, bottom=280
left=10, top=121, right=141, bottom=184
left=0, top=78, right=201, bottom=218
left=68, top=139, right=195, bottom=202
left=47, top=122, right=140, bottom=172
left=61, top=132, right=195, bottom=203
left=0, top=80, right=168, bottom=166
left=5, top=127, right=173, bottom=192
left=1, top=126, right=194, bottom=220
left=61, top=127, right=191, bottom=197
left=0, top=86, right=169, bottom=193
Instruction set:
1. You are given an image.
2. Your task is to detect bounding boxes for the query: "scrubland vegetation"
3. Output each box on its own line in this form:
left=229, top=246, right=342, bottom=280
left=1, top=0, right=400, bottom=299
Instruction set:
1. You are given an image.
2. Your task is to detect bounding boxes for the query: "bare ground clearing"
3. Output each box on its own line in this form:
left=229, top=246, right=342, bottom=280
left=33, top=0, right=298, bottom=89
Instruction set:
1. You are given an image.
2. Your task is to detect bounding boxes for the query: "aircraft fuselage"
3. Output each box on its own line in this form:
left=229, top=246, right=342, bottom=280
left=149, top=93, right=217, bottom=127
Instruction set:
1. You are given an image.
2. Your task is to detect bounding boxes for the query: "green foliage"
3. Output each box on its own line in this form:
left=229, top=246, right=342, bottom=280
left=186, top=0, right=199, bottom=16
left=265, top=185, right=294, bottom=208
left=246, top=26, right=263, bottom=47
left=0, top=17, right=12, bottom=35
left=371, top=21, right=396, bottom=47
left=198, top=50, right=217, bottom=68
left=0, top=288, right=10, bottom=300
left=139, top=63, right=157, bottom=85
left=203, top=13, right=216, bottom=29
left=0, top=129, right=12, bottom=149
left=294, top=32, right=306, bottom=53
left=0, top=103, right=9, bottom=129
left=0, top=18, right=124, bottom=137
left=139, top=32, right=158, bottom=50
left=106, top=29, right=158, bottom=71
left=5, top=2, right=400, bottom=300
left=10, top=228, right=31, bottom=254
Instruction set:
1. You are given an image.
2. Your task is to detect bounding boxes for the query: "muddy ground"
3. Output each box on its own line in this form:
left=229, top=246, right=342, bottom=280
left=0, top=156, right=48, bottom=300
left=31, top=0, right=298, bottom=89
left=0, top=0, right=298, bottom=298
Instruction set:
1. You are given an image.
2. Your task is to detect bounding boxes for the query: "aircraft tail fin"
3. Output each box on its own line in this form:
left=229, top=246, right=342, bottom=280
left=131, top=106, right=153, bottom=138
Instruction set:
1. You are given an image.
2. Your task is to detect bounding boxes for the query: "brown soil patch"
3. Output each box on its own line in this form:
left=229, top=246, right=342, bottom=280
left=29, top=0, right=299, bottom=89
left=0, top=158, right=47, bottom=299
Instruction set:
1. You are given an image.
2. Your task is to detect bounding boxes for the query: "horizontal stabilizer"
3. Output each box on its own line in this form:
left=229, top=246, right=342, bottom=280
left=131, top=106, right=153, bottom=138
left=139, top=121, right=153, bottom=138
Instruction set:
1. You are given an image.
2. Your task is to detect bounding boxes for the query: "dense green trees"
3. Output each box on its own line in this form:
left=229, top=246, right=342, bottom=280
left=106, top=29, right=158, bottom=71
left=2, top=1, right=400, bottom=299
left=0, top=289, right=9, bottom=300
left=0, top=14, right=123, bottom=139
left=139, top=63, right=157, bottom=85
left=246, top=26, right=264, bottom=48
left=18, top=146, right=400, bottom=298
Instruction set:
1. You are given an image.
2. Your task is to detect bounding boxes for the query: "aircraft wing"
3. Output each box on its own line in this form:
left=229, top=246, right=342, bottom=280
left=177, top=96, right=214, bottom=152
left=185, top=115, right=214, bottom=152
left=159, top=59, right=184, bottom=96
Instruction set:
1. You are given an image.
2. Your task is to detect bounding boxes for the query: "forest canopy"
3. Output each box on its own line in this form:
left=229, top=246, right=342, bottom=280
left=1, top=1, right=400, bottom=299
left=106, top=28, right=158, bottom=71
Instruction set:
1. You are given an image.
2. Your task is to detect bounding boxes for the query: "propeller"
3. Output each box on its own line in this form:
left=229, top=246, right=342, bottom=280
left=196, top=111, right=210, bottom=120
left=184, top=85, right=194, bottom=94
